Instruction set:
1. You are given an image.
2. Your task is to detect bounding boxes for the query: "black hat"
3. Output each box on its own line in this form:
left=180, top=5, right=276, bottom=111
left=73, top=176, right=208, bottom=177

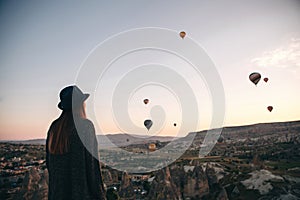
left=58, top=85, right=89, bottom=110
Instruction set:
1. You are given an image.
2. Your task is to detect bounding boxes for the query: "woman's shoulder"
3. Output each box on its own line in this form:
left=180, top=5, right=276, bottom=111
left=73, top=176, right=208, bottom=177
left=76, top=118, right=94, bottom=128
left=74, top=118, right=95, bottom=135
left=47, top=118, right=60, bottom=133
left=82, top=118, right=94, bottom=126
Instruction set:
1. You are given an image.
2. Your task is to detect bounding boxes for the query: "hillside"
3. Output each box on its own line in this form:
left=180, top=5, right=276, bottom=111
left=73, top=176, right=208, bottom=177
left=187, top=120, right=300, bottom=142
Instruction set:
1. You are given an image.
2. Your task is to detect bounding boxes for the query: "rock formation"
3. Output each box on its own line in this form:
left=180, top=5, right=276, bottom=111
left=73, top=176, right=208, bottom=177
left=148, top=162, right=228, bottom=200
left=183, top=165, right=209, bottom=199
left=118, top=171, right=135, bottom=200
left=15, top=167, right=48, bottom=200
left=148, top=166, right=181, bottom=200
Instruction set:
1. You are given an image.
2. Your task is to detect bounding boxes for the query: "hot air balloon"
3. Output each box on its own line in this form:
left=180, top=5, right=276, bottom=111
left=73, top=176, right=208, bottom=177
left=249, top=72, right=261, bottom=86
left=143, top=99, right=149, bottom=105
left=173, top=123, right=177, bottom=127
left=126, top=138, right=129, bottom=142
left=179, top=31, right=186, bottom=39
left=264, top=77, right=269, bottom=83
left=217, top=136, right=224, bottom=143
left=267, top=106, right=273, bottom=112
left=148, top=143, right=156, bottom=152
left=144, top=119, right=153, bottom=131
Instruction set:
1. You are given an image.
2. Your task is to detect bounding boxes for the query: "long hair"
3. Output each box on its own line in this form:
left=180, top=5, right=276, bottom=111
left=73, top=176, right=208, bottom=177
left=48, top=103, right=86, bottom=154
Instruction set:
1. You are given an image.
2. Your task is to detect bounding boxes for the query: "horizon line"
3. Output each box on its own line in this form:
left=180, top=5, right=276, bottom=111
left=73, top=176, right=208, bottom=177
left=1, top=119, right=299, bottom=141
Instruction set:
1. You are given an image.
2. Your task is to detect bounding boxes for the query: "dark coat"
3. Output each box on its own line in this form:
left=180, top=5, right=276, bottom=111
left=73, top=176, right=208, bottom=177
left=46, top=118, right=106, bottom=200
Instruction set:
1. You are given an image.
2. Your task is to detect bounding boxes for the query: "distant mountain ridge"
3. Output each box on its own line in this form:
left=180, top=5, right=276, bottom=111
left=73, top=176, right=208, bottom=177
left=1, top=139, right=46, bottom=145
left=2, top=120, right=299, bottom=146
left=1, top=134, right=175, bottom=146
left=97, top=133, right=175, bottom=148
left=187, top=120, right=300, bottom=141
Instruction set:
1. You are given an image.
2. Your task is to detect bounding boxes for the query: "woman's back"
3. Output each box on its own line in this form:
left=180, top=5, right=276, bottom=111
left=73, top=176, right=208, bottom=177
left=47, top=117, right=106, bottom=200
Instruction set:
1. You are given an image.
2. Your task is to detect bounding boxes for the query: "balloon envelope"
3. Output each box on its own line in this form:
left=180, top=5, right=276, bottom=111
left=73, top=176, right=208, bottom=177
left=264, top=77, right=269, bottom=82
left=179, top=31, right=186, bottom=39
left=148, top=143, right=156, bottom=151
left=217, top=136, right=224, bottom=143
left=144, top=119, right=153, bottom=130
left=249, top=72, right=261, bottom=85
left=173, top=123, right=177, bottom=127
left=143, top=99, right=149, bottom=105
left=267, top=106, right=273, bottom=112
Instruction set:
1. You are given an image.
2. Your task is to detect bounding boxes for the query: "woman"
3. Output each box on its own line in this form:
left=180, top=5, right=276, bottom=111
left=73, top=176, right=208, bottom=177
left=46, top=85, right=106, bottom=200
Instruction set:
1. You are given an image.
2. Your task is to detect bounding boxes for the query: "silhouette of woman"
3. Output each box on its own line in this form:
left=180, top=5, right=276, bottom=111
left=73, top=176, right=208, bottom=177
left=46, top=85, right=106, bottom=200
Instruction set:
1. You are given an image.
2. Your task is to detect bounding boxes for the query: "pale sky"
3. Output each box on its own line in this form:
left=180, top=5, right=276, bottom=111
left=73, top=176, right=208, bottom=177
left=0, top=0, right=300, bottom=140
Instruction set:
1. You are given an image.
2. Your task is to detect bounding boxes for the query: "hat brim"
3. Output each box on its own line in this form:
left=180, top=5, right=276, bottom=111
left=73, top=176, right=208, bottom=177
left=83, top=93, right=90, bottom=101
left=58, top=93, right=90, bottom=110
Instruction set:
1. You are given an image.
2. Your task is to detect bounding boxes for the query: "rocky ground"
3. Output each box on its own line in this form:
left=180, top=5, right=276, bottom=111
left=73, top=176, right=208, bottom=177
left=11, top=160, right=300, bottom=200
left=1, top=120, right=300, bottom=199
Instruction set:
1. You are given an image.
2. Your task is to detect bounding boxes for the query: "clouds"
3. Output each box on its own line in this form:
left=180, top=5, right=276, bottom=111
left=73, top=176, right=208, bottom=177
left=251, top=38, right=300, bottom=70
